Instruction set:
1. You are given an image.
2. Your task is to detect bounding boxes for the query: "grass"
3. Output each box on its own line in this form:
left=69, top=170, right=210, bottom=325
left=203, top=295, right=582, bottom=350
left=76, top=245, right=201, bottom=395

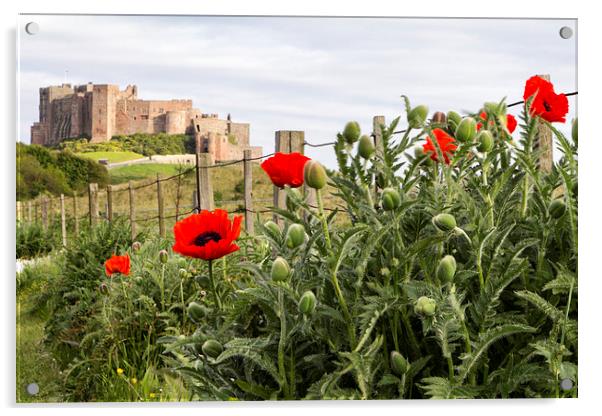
left=16, top=274, right=63, bottom=403
left=109, top=163, right=186, bottom=185
left=79, top=151, right=145, bottom=163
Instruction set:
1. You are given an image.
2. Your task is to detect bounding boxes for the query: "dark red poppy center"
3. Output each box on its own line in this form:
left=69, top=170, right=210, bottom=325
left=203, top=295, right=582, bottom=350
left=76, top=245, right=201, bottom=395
left=543, top=100, right=551, bottom=112
left=194, top=231, right=222, bottom=247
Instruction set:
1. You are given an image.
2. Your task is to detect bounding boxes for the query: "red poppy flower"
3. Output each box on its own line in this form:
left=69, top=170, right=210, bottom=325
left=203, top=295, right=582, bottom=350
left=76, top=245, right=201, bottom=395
left=477, top=111, right=517, bottom=134
left=173, top=209, right=242, bottom=261
left=261, top=152, right=311, bottom=188
left=523, top=76, right=569, bottom=123
left=105, top=254, right=130, bottom=276
left=422, top=128, right=457, bottom=165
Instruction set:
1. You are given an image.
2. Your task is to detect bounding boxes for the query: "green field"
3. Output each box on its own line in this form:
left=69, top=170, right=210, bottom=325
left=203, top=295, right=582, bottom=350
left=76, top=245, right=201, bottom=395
left=109, top=163, right=186, bottom=184
left=79, top=151, right=145, bottom=164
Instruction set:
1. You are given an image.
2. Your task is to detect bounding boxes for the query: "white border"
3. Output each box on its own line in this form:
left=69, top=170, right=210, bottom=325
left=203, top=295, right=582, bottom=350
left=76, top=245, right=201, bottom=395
left=2, top=1, right=599, bottom=415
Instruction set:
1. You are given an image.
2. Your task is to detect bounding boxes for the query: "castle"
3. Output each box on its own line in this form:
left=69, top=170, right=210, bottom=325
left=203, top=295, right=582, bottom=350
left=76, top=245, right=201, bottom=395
left=30, top=83, right=262, bottom=162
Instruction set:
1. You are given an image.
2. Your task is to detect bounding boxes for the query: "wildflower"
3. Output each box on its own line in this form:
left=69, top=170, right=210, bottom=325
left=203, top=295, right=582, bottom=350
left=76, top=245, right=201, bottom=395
left=104, top=254, right=130, bottom=277
left=422, top=128, right=457, bottom=164
left=116, top=368, right=124, bottom=375
left=131, top=378, right=137, bottom=385
left=172, top=210, right=242, bottom=261
left=149, top=393, right=156, bottom=399
left=523, top=75, right=569, bottom=123
left=261, top=152, right=310, bottom=188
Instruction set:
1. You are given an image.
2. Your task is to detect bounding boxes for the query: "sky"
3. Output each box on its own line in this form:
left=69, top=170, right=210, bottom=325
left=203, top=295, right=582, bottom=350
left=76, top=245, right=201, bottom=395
left=17, top=15, right=577, bottom=167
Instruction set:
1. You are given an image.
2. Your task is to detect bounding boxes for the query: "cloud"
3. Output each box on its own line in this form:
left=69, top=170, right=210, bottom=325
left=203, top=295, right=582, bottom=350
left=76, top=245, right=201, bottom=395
left=18, top=15, right=577, bottom=167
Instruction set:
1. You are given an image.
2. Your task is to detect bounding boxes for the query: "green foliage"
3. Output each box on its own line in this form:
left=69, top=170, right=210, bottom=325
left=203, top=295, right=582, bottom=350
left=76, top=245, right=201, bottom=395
left=17, top=143, right=109, bottom=200
left=59, top=133, right=195, bottom=157
left=16, top=221, right=61, bottom=259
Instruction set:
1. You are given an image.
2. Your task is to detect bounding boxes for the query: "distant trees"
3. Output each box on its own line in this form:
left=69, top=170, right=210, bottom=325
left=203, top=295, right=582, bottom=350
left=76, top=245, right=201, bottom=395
left=59, top=133, right=197, bottom=156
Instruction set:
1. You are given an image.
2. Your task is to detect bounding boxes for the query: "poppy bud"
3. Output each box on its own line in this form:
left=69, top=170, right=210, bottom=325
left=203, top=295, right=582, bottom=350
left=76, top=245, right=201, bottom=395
left=447, top=111, right=462, bottom=132
left=286, top=223, right=306, bottom=248
left=432, top=213, right=457, bottom=232
left=159, top=249, right=168, bottom=264
left=264, top=220, right=281, bottom=237
left=455, top=117, right=477, bottom=142
left=179, top=268, right=189, bottom=279
left=476, top=130, right=494, bottom=153
left=286, top=188, right=302, bottom=212
left=408, top=105, right=429, bottom=129
left=298, top=290, right=317, bottom=315
left=436, top=255, right=457, bottom=283
left=414, top=296, right=437, bottom=317
left=381, top=187, right=401, bottom=211
left=483, top=102, right=504, bottom=116
left=358, top=135, right=375, bottom=159
left=431, top=111, right=446, bottom=125
left=304, top=160, right=327, bottom=190
left=187, top=302, right=208, bottom=323
left=390, top=351, right=409, bottom=375
left=549, top=199, right=566, bottom=219
left=343, top=121, right=361, bottom=144
left=99, top=282, right=109, bottom=295
left=271, top=257, right=290, bottom=282
left=132, top=241, right=142, bottom=252
left=572, top=118, right=578, bottom=145
left=202, top=339, right=223, bottom=358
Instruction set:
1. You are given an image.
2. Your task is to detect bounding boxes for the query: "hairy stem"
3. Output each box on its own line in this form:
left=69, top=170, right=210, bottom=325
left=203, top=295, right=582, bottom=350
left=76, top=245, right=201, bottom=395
left=277, top=288, right=288, bottom=397
left=208, top=260, right=222, bottom=311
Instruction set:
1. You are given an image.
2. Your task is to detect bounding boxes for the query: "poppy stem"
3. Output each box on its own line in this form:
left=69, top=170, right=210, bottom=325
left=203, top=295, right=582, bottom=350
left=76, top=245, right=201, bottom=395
left=208, top=260, right=222, bottom=311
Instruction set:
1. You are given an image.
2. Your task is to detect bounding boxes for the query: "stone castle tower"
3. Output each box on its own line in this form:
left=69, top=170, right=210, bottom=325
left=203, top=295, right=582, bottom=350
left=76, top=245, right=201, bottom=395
left=30, top=83, right=262, bottom=162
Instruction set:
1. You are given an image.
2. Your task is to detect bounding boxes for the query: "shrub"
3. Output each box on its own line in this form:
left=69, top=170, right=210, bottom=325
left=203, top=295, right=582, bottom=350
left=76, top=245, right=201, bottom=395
left=16, top=221, right=60, bottom=259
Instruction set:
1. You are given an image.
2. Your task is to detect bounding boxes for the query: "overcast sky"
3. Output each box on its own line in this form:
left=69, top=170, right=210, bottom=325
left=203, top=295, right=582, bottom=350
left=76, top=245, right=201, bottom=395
left=17, top=15, right=577, bottom=167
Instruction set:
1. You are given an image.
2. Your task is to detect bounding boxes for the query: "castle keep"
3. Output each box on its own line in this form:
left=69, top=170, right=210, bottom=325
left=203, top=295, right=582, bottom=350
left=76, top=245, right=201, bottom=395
left=30, top=83, right=262, bottom=162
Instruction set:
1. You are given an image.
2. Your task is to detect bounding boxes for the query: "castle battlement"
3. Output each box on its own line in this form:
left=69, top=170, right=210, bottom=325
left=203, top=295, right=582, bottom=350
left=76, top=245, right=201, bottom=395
left=30, top=83, right=261, bottom=162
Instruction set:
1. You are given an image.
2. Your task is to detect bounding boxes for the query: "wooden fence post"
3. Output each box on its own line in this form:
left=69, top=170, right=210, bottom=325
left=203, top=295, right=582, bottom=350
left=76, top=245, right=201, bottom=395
left=60, top=194, right=67, bottom=247
left=129, top=181, right=136, bottom=240
left=73, top=192, right=79, bottom=234
left=41, top=197, right=48, bottom=231
left=534, top=74, right=553, bottom=174
left=27, top=200, right=32, bottom=224
left=17, top=201, right=22, bottom=223
left=106, top=185, right=113, bottom=223
left=157, top=174, right=165, bottom=238
left=192, top=191, right=198, bottom=214
left=88, top=183, right=99, bottom=227
left=198, top=153, right=214, bottom=211
left=243, top=149, right=254, bottom=234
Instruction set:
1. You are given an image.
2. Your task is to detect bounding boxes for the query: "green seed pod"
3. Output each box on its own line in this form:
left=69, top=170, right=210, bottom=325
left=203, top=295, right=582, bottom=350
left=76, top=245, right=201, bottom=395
left=381, top=187, right=401, bottom=211
left=549, top=199, right=566, bottom=219
left=131, top=241, right=142, bottom=252
left=159, top=249, right=169, bottom=264
left=187, top=302, right=208, bottom=323
left=264, top=220, right=281, bottom=237
left=298, top=290, right=317, bottom=315
left=414, top=296, right=437, bottom=317
left=358, top=135, right=375, bottom=159
left=202, top=339, right=223, bottom=358
left=271, top=257, right=291, bottom=282
left=432, top=213, right=457, bottom=232
left=408, top=105, right=429, bottom=129
left=436, top=255, right=457, bottom=283
left=286, top=223, right=306, bottom=249
left=447, top=111, right=462, bottom=132
left=390, top=351, right=409, bottom=375
left=286, top=188, right=302, bottom=212
left=179, top=268, right=189, bottom=279
left=455, top=117, right=477, bottom=142
left=304, top=160, right=327, bottom=190
left=572, top=118, right=578, bottom=145
left=476, top=130, right=494, bottom=153
left=343, top=121, right=361, bottom=144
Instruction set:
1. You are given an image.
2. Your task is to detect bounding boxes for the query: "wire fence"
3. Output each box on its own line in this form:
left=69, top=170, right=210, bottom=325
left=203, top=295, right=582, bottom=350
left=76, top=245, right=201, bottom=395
left=16, top=88, right=577, bottom=245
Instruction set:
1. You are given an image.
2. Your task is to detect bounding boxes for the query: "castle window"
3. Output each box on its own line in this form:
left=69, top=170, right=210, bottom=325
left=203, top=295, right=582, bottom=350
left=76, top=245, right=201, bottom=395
left=141, top=115, right=149, bottom=120
left=134, top=116, right=136, bottom=120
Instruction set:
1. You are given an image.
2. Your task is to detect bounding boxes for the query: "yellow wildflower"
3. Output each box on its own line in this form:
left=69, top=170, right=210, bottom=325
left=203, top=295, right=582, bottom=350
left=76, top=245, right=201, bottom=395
left=149, top=393, right=156, bottom=399
left=116, top=368, right=124, bottom=375
left=131, top=378, right=137, bottom=385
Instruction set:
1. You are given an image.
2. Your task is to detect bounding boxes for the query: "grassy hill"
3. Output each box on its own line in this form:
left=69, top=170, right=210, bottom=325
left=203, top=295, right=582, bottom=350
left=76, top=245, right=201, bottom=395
left=78, top=151, right=145, bottom=164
